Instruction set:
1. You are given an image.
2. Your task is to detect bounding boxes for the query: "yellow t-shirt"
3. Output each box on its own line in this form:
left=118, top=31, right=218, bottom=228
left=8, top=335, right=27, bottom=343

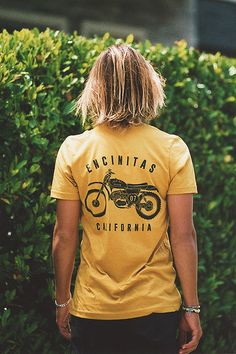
left=50, top=123, right=198, bottom=320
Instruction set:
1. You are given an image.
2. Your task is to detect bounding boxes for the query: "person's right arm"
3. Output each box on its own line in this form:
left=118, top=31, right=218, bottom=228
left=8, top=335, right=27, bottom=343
left=167, top=193, right=203, bottom=354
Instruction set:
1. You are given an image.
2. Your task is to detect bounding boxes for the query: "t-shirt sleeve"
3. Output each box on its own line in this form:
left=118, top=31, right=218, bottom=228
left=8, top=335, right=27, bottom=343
left=167, top=136, right=198, bottom=195
left=50, top=137, right=80, bottom=200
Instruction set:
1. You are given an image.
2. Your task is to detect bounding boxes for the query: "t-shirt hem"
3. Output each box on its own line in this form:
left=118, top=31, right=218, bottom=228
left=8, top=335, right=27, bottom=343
left=50, top=190, right=80, bottom=200
left=167, top=188, right=198, bottom=195
left=69, top=303, right=181, bottom=320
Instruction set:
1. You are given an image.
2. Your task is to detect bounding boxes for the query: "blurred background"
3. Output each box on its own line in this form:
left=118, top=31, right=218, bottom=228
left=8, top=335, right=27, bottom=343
left=0, top=0, right=235, bottom=57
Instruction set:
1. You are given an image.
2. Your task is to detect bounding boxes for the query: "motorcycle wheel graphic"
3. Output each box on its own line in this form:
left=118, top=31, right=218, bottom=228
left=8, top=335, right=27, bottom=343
left=85, top=189, right=107, bottom=217
left=136, top=192, right=161, bottom=220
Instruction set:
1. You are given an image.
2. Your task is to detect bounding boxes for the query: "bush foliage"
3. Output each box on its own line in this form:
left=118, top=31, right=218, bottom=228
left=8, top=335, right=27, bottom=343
left=0, top=28, right=235, bottom=354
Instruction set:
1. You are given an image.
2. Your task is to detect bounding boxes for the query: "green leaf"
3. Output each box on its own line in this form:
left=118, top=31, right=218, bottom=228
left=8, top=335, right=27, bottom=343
left=29, top=164, right=40, bottom=174
left=63, top=99, right=77, bottom=115
left=126, top=33, right=134, bottom=44
left=1, top=308, right=11, bottom=327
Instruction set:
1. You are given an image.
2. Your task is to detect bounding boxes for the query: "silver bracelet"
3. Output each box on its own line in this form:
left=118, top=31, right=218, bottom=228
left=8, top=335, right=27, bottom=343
left=182, top=304, right=201, bottom=314
left=55, top=293, right=72, bottom=308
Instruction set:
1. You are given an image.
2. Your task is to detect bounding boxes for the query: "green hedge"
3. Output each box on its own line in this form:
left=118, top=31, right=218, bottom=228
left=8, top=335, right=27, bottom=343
left=0, top=28, right=235, bottom=354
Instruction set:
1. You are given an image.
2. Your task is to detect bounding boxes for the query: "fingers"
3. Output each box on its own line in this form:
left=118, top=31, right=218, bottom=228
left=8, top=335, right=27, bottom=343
left=56, top=310, right=72, bottom=341
left=179, top=343, right=197, bottom=354
left=179, top=329, right=202, bottom=354
left=58, top=320, right=72, bottom=340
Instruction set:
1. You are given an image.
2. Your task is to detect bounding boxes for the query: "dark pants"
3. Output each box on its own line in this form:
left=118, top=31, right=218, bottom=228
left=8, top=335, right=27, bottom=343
left=69, top=310, right=180, bottom=354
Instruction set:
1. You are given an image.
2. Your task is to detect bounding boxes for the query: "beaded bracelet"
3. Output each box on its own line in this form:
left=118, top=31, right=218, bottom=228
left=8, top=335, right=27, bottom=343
left=55, top=293, right=72, bottom=308
left=182, top=304, right=201, bottom=314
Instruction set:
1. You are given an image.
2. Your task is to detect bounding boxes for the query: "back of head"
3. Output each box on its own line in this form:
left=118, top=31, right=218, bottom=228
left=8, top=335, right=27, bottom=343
left=75, top=43, right=166, bottom=130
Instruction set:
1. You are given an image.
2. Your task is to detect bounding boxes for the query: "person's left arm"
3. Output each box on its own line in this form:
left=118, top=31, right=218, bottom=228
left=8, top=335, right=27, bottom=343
left=52, top=199, right=81, bottom=340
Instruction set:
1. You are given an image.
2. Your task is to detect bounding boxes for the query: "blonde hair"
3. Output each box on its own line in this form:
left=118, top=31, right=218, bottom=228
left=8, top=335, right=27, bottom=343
left=75, top=43, right=166, bottom=130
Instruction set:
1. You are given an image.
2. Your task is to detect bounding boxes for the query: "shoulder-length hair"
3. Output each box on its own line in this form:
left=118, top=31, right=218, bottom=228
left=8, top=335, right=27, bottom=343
left=75, top=43, right=166, bottom=129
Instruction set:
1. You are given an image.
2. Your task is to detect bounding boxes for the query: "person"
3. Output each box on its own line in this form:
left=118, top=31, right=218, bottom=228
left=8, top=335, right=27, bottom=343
left=50, top=43, right=203, bottom=354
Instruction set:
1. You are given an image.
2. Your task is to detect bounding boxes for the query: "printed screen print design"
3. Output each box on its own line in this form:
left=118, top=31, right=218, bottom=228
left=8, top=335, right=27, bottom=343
left=85, top=169, right=161, bottom=220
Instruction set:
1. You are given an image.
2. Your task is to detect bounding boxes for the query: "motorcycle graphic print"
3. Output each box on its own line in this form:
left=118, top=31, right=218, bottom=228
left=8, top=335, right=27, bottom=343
left=85, top=169, right=161, bottom=220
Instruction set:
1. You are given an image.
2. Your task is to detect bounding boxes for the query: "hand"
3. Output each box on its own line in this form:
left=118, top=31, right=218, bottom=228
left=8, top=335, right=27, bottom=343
left=56, top=305, right=72, bottom=341
left=178, top=311, right=203, bottom=354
